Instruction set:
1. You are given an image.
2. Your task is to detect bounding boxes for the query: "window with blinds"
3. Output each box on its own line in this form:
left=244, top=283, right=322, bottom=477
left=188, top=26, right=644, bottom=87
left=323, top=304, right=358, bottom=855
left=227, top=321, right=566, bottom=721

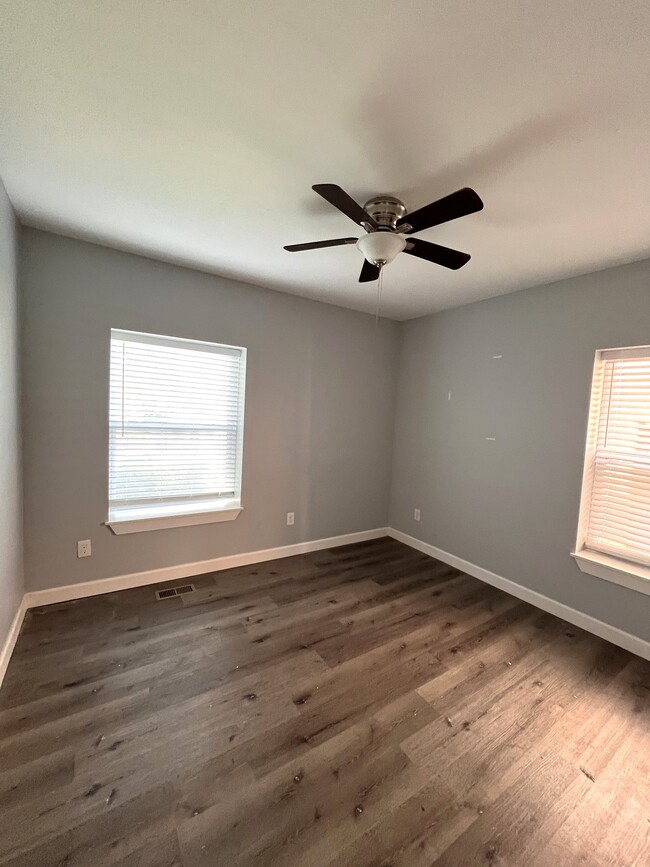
left=108, top=330, right=246, bottom=523
left=577, top=346, right=650, bottom=568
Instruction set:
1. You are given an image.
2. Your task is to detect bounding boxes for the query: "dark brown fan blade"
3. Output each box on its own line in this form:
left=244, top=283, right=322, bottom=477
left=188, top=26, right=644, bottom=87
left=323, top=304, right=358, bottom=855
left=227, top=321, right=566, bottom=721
left=284, top=237, right=358, bottom=252
left=397, top=187, right=483, bottom=234
left=359, top=259, right=381, bottom=282
left=313, top=184, right=378, bottom=229
left=404, top=238, right=471, bottom=270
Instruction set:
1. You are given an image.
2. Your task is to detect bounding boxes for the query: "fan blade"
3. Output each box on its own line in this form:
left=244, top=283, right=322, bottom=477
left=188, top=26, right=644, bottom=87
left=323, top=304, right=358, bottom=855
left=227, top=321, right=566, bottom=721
left=404, top=238, right=471, bottom=270
left=284, top=237, right=358, bottom=252
left=359, top=259, right=381, bottom=282
left=397, top=187, right=483, bottom=234
left=313, top=184, right=378, bottom=229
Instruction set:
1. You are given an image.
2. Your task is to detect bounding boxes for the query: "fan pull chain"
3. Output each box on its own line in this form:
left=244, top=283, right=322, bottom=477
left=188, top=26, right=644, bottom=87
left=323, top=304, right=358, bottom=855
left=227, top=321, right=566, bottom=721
left=375, top=265, right=383, bottom=324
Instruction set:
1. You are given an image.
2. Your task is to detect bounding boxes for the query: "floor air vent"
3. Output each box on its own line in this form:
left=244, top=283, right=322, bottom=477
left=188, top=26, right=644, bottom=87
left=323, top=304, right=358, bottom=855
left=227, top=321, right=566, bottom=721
left=155, top=584, right=195, bottom=600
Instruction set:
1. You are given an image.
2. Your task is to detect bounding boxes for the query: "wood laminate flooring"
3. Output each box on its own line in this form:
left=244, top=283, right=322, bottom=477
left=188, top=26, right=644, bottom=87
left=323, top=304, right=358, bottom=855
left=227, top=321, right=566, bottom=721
left=0, top=537, right=648, bottom=866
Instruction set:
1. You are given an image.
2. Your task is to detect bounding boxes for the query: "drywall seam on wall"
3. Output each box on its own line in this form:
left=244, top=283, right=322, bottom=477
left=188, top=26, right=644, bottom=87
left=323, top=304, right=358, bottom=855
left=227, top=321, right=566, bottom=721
left=388, top=528, right=650, bottom=661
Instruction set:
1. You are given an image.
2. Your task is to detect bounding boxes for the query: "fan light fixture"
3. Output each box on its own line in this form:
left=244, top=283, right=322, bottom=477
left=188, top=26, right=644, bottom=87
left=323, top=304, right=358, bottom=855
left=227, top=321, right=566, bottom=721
left=356, top=232, right=406, bottom=266
left=283, top=184, right=483, bottom=283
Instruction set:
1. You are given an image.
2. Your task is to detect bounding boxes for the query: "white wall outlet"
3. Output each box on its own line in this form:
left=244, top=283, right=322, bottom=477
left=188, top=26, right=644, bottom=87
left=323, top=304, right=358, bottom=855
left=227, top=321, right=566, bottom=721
left=414, top=509, right=421, bottom=522
left=286, top=512, right=295, bottom=526
left=77, top=539, right=91, bottom=558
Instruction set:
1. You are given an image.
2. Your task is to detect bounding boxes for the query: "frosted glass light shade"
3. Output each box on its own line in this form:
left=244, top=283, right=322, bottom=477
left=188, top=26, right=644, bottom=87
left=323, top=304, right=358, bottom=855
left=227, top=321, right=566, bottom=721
left=356, top=232, right=406, bottom=265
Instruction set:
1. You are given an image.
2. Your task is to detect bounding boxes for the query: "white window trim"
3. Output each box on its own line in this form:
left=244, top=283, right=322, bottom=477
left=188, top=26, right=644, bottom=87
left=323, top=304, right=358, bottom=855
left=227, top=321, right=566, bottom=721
left=107, top=505, right=242, bottom=535
left=572, top=344, right=650, bottom=597
left=571, top=549, right=650, bottom=596
left=108, top=329, right=247, bottom=533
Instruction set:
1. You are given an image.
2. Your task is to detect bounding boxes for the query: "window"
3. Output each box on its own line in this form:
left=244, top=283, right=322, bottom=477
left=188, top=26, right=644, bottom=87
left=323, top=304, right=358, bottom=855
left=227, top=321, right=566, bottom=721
left=107, top=330, right=246, bottom=534
left=573, top=345, right=650, bottom=595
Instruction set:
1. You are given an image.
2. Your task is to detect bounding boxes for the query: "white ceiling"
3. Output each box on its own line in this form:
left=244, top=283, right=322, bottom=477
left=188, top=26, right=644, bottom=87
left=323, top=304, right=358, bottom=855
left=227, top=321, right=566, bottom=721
left=1, top=1, right=649, bottom=320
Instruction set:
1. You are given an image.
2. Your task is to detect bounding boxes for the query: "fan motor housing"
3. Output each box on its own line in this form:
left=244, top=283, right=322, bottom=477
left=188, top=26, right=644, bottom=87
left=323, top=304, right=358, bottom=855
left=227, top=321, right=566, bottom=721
left=363, top=195, right=407, bottom=229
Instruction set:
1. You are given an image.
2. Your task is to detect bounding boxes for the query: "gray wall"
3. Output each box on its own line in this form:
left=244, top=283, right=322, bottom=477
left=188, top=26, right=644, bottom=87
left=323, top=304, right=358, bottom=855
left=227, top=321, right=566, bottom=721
left=16, top=224, right=650, bottom=644
left=0, top=180, right=24, bottom=646
left=20, top=229, right=399, bottom=591
left=390, top=258, right=650, bottom=641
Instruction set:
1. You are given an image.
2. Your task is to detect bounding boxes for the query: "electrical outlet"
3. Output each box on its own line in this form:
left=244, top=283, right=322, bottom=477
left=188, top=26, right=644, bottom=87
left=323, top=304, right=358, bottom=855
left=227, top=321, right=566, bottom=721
left=414, top=509, right=421, bottom=522
left=286, top=512, right=295, bottom=526
left=77, top=539, right=92, bottom=558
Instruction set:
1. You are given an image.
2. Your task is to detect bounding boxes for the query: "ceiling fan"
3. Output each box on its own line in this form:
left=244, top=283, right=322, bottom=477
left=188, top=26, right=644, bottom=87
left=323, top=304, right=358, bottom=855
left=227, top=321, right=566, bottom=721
left=284, top=184, right=483, bottom=282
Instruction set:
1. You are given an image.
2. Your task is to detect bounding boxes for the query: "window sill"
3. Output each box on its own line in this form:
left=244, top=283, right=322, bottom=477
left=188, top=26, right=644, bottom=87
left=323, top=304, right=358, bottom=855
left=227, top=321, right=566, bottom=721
left=571, top=549, right=650, bottom=597
left=107, top=505, right=242, bottom=535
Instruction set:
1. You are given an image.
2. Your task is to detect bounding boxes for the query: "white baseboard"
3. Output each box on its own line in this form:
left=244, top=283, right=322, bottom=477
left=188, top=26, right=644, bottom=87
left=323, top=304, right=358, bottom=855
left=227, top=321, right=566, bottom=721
left=0, top=596, right=28, bottom=689
left=0, top=527, right=385, bottom=686
left=5, top=524, right=647, bottom=691
left=24, top=527, right=389, bottom=609
left=388, top=528, right=650, bottom=662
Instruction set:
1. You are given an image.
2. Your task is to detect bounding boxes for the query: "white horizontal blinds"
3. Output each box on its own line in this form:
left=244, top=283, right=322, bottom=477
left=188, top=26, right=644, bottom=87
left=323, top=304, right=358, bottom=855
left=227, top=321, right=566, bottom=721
left=109, top=330, right=245, bottom=516
left=586, top=349, right=650, bottom=566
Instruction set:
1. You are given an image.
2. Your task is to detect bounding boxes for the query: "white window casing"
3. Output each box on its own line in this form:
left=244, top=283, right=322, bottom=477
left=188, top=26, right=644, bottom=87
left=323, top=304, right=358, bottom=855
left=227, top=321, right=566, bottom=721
left=573, top=345, right=650, bottom=596
left=107, top=329, right=246, bottom=534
